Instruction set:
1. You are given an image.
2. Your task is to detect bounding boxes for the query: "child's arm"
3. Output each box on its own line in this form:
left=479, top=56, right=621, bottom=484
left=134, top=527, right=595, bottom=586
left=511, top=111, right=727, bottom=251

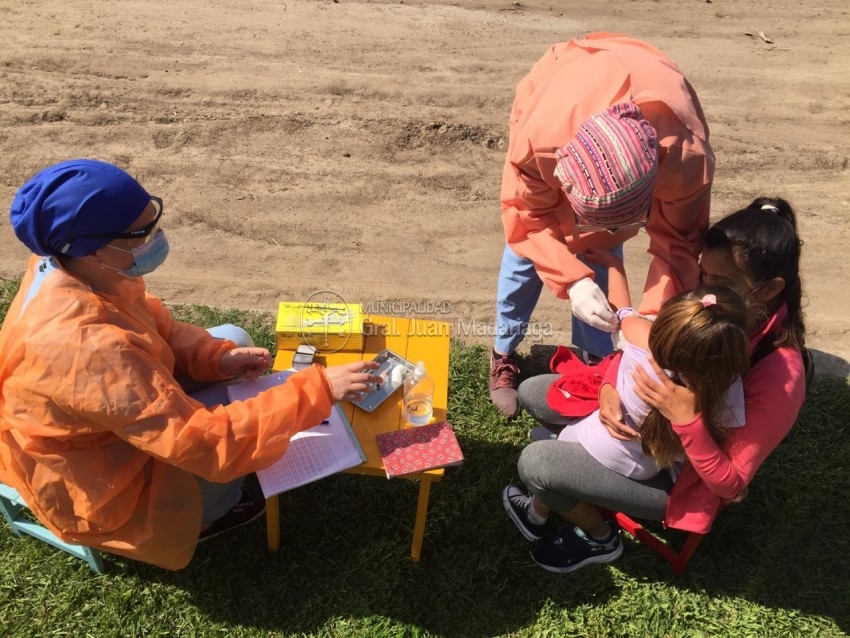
left=620, top=315, right=652, bottom=350
left=584, top=248, right=652, bottom=350
left=583, top=248, right=631, bottom=310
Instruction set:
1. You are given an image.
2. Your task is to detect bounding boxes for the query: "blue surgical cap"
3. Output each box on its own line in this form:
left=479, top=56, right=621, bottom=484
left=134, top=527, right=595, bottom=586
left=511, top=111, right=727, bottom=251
left=10, top=159, right=151, bottom=258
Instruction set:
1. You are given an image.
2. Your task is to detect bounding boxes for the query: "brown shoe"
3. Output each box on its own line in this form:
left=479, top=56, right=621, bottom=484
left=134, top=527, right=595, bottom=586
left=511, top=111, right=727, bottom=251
left=490, top=352, right=521, bottom=417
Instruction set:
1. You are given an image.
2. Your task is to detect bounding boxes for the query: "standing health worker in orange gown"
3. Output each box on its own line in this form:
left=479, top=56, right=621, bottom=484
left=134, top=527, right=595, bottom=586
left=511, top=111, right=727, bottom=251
left=490, top=33, right=714, bottom=417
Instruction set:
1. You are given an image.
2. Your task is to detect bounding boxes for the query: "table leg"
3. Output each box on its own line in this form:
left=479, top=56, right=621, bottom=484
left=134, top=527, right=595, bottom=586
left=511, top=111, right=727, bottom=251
left=410, top=474, right=433, bottom=562
left=266, top=495, right=280, bottom=552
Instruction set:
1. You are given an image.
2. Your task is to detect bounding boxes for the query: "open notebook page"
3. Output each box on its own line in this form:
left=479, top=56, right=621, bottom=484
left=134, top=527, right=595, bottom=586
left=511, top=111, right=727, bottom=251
left=226, top=371, right=366, bottom=497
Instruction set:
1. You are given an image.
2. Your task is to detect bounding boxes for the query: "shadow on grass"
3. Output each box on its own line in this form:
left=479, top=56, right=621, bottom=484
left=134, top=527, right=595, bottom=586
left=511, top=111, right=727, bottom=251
left=104, top=436, right=621, bottom=637
left=809, top=347, right=850, bottom=381
left=2, top=307, right=847, bottom=636
left=104, top=359, right=849, bottom=636
left=99, top=339, right=623, bottom=636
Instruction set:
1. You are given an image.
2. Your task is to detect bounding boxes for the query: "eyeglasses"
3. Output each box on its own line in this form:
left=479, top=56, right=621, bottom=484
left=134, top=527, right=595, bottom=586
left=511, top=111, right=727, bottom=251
left=748, top=281, right=767, bottom=296
left=79, top=196, right=164, bottom=244
left=700, top=271, right=766, bottom=298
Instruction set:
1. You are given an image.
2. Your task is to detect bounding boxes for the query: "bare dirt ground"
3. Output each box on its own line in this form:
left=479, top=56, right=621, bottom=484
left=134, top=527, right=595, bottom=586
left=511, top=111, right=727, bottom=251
left=1, top=0, right=848, bottom=377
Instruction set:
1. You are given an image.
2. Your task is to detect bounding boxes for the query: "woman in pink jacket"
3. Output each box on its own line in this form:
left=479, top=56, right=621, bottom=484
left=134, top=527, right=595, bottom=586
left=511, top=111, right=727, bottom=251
left=501, top=197, right=806, bottom=573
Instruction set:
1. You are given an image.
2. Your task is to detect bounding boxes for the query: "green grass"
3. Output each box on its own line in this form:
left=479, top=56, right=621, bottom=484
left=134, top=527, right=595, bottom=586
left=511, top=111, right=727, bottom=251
left=1, top=275, right=848, bottom=637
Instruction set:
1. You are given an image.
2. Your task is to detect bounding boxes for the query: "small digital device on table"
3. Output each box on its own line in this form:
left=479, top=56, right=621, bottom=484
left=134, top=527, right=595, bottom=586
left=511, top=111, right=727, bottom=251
left=353, top=349, right=416, bottom=412
left=292, top=344, right=318, bottom=370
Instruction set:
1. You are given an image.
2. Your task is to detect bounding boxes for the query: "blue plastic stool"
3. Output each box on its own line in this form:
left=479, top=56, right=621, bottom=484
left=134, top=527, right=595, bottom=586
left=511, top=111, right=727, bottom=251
left=0, top=483, right=104, bottom=573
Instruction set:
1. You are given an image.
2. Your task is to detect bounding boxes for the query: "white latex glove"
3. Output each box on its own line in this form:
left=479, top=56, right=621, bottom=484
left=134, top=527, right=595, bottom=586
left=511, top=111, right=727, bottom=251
left=568, top=277, right=618, bottom=333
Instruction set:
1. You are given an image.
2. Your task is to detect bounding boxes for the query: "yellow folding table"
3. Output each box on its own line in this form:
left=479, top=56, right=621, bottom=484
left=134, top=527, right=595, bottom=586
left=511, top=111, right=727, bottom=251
left=266, top=314, right=451, bottom=562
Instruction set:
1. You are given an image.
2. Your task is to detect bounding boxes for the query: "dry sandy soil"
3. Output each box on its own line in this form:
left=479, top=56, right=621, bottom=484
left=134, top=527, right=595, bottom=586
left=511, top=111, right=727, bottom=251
left=1, top=0, right=848, bottom=377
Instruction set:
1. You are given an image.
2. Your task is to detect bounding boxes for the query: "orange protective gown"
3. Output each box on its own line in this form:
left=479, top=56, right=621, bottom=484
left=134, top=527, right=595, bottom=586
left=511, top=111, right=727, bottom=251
left=501, top=32, right=714, bottom=313
left=0, top=256, right=334, bottom=570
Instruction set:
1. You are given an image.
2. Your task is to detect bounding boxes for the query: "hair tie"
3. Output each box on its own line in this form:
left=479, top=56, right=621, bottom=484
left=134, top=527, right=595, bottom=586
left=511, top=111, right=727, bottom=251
left=701, top=294, right=717, bottom=308
left=760, top=204, right=779, bottom=213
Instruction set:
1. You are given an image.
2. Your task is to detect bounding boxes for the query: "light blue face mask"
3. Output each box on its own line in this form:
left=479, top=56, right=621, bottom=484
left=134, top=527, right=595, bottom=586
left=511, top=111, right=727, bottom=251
left=112, top=230, right=170, bottom=278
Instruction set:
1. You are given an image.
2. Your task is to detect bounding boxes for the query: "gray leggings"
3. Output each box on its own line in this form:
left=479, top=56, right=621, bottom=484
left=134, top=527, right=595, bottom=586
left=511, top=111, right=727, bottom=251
left=518, top=373, right=579, bottom=427
left=517, top=440, right=673, bottom=521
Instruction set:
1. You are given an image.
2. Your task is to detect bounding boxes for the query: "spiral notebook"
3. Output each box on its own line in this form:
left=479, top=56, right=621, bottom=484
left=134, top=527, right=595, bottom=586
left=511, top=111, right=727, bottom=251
left=226, top=371, right=366, bottom=497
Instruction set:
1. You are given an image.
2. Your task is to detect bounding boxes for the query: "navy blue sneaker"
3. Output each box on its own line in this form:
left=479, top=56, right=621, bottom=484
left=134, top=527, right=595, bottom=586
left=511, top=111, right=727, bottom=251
left=502, top=485, right=545, bottom=541
left=530, top=522, right=623, bottom=573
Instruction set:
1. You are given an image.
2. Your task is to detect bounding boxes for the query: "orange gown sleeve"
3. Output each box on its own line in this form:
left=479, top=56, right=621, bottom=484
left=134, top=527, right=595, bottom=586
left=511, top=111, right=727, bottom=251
left=638, top=143, right=713, bottom=314
left=500, top=151, right=594, bottom=299
left=145, top=294, right=236, bottom=382
left=53, top=322, right=335, bottom=483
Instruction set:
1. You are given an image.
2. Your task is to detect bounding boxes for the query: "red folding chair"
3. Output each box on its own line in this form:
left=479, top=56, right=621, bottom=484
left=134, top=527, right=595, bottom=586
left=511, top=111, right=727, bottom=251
left=601, top=349, right=815, bottom=576
left=609, top=349, right=815, bottom=575
left=602, top=508, right=703, bottom=576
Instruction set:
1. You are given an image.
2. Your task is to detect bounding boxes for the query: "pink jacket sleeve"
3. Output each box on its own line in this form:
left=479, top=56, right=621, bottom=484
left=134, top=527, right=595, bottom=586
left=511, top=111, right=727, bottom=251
left=671, top=347, right=805, bottom=499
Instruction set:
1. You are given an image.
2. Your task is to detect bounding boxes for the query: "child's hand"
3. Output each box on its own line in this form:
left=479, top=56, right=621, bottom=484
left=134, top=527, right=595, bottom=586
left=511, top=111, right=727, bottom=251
left=583, top=247, right=623, bottom=269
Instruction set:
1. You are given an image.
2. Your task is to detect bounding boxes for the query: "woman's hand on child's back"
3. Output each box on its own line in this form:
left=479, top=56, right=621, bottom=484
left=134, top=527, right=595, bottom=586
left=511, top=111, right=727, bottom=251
left=598, top=384, right=638, bottom=441
left=632, top=358, right=699, bottom=425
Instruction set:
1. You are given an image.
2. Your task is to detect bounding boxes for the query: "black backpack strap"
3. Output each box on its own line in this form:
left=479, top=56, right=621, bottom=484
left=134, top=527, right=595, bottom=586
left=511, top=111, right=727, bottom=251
left=750, top=337, right=777, bottom=368
left=801, top=347, right=815, bottom=392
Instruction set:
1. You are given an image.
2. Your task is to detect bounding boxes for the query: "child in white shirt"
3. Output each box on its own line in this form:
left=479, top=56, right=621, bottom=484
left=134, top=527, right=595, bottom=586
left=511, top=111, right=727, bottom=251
left=555, top=248, right=750, bottom=480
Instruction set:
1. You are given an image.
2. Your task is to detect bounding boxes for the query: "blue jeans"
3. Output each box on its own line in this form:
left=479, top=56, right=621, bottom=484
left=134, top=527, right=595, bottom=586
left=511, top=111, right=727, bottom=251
left=494, top=245, right=620, bottom=358
left=190, top=324, right=256, bottom=525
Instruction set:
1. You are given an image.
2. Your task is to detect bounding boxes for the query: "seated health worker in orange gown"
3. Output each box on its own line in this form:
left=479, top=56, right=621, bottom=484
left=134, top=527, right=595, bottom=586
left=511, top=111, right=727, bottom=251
left=0, top=159, right=379, bottom=570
